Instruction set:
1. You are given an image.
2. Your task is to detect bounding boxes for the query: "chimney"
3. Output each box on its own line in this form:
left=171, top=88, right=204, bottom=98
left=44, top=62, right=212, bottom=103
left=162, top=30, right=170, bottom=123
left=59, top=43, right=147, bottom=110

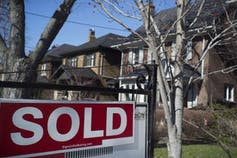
left=88, top=28, right=95, bottom=42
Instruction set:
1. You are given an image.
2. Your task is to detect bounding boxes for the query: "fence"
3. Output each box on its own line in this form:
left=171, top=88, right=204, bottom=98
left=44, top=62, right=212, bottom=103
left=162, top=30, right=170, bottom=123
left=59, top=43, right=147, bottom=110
left=0, top=63, right=157, bottom=158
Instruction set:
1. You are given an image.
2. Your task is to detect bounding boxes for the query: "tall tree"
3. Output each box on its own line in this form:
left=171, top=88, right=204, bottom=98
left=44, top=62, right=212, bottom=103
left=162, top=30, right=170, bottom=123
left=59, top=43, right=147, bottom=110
left=0, top=0, right=76, bottom=98
left=93, top=0, right=237, bottom=158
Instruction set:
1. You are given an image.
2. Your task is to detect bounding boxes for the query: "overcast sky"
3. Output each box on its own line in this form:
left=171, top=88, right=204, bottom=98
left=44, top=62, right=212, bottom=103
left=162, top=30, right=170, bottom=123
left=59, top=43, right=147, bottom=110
left=24, top=0, right=175, bottom=53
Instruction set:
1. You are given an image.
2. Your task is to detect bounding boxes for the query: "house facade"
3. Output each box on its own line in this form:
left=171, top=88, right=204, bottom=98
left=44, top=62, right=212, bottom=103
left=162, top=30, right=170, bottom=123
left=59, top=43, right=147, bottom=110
left=39, top=29, right=127, bottom=101
left=37, top=0, right=237, bottom=107
left=114, top=0, right=237, bottom=108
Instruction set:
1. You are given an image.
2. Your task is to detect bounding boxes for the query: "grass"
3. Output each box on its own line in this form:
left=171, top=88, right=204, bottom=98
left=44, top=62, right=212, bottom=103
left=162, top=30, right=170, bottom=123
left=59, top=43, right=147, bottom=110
left=154, top=144, right=237, bottom=158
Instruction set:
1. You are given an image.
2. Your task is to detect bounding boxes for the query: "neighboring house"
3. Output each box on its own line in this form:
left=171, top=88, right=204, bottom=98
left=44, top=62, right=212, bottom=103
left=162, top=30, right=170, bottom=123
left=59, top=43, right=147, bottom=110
left=61, top=30, right=126, bottom=85
left=36, top=45, right=65, bottom=99
left=37, top=44, right=73, bottom=79
left=40, top=29, right=127, bottom=100
left=116, top=44, right=153, bottom=103
left=114, top=0, right=237, bottom=108
left=50, top=65, right=105, bottom=100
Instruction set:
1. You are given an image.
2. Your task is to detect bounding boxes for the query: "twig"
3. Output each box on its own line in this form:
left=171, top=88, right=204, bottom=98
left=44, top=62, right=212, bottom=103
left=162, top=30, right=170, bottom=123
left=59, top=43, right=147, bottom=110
left=183, top=118, right=232, bottom=158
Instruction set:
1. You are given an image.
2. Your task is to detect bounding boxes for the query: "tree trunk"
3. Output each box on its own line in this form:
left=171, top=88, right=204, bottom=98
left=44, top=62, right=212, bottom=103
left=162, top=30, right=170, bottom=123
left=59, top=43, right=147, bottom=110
left=167, top=0, right=185, bottom=158
left=2, top=0, right=76, bottom=99
left=3, top=0, right=26, bottom=98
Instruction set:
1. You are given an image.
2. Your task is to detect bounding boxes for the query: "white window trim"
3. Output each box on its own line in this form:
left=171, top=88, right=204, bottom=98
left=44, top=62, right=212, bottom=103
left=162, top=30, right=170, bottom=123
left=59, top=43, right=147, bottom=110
left=84, top=54, right=95, bottom=67
left=40, top=64, right=47, bottom=76
left=71, top=57, right=77, bottom=67
left=225, top=85, right=235, bottom=102
left=185, top=40, right=192, bottom=61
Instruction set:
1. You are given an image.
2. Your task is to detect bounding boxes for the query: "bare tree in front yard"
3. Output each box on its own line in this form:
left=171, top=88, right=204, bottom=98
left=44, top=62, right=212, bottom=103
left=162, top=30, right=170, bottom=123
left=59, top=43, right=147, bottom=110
left=0, top=0, right=76, bottom=98
left=93, top=0, right=237, bottom=158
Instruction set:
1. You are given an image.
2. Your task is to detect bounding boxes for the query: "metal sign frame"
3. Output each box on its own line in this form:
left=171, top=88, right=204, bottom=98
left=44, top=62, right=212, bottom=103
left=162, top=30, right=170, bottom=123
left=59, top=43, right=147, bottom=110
left=0, top=63, right=157, bottom=158
left=0, top=99, right=135, bottom=158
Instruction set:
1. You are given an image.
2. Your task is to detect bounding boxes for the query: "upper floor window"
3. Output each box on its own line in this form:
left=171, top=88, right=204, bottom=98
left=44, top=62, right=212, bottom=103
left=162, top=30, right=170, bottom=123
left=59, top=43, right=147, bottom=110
left=40, top=64, right=47, bottom=76
left=133, top=48, right=140, bottom=64
left=225, top=84, right=234, bottom=102
left=84, top=53, right=95, bottom=67
left=71, top=57, right=77, bottom=67
left=185, top=41, right=192, bottom=61
left=171, top=42, right=177, bottom=61
left=128, top=48, right=143, bottom=65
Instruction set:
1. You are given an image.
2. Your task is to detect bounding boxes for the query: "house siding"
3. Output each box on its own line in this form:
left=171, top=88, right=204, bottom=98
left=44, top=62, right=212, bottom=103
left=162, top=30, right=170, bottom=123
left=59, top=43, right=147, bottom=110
left=103, top=57, right=119, bottom=78
left=92, top=52, right=100, bottom=74
left=77, top=55, right=84, bottom=67
left=38, top=63, right=53, bottom=79
left=119, top=35, right=237, bottom=107
left=205, top=49, right=237, bottom=105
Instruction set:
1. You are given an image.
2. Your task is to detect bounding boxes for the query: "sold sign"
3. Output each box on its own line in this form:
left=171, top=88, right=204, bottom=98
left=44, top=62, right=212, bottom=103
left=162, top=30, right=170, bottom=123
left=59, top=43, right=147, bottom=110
left=0, top=99, right=135, bottom=158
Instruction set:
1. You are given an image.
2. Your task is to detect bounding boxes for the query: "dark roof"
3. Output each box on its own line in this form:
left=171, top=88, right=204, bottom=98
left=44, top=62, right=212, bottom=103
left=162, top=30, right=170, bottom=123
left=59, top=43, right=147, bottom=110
left=41, top=54, right=61, bottom=63
left=44, top=34, right=127, bottom=58
left=51, top=65, right=100, bottom=81
left=40, top=44, right=79, bottom=63
left=129, top=0, right=228, bottom=40
left=121, top=68, right=148, bottom=78
left=65, top=33, right=127, bottom=57
left=47, top=44, right=79, bottom=57
left=183, top=64, right=200, bottom=79
left=121, top=64, right=200, bottom=79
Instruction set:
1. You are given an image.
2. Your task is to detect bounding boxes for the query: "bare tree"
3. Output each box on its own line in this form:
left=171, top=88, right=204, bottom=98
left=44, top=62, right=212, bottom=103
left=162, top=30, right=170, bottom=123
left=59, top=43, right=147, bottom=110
left=93, top=0, right=237, bottom=158
left=0, top=0, right=76, bottom=98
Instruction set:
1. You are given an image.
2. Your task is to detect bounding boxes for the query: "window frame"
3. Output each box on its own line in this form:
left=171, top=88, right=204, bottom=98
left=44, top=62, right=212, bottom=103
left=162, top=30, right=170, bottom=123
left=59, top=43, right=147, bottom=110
left=40, top=64, right=47, bottom=76
left=84, top=53, right=95, bottom=67
left=224, top=84, right=235, bottom=102
left=71, top=57, right=78, bottom=67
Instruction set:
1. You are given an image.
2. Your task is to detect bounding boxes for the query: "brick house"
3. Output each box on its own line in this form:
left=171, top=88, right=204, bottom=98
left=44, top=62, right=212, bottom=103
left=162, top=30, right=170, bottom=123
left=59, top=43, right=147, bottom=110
left=39, top=29, right=127, bottom=100
left=114, top=0, right=237, bottom=108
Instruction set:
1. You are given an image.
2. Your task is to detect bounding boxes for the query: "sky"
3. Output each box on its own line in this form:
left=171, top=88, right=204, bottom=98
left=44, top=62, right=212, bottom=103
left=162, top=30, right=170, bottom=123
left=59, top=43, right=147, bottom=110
left=24, top=0, right=175, bottom=53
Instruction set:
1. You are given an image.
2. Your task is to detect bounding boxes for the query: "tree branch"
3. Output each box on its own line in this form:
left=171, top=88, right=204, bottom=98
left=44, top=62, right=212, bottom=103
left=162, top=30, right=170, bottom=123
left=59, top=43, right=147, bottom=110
left=102, top=0, right=141, bottom=20
left=189, top=0, right=206, bottom=28
left=194, top=21, right=237, bottom=70
left=94, top=0, right=149, bottom=46
left=183, top=119, right=233, bottom=158
left=31, top=0, right=76, bottom=67
left=191, top=64, right=237, bottom=83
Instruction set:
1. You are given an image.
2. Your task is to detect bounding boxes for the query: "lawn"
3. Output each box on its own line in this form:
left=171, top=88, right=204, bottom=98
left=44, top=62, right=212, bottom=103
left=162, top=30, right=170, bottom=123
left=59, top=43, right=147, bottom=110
left=154, top=144, right=237, bottom=158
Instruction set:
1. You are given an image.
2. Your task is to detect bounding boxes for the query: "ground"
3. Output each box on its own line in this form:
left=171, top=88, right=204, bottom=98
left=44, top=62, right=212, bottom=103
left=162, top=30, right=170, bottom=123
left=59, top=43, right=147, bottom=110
left=154, top=144, right=237, bottom=158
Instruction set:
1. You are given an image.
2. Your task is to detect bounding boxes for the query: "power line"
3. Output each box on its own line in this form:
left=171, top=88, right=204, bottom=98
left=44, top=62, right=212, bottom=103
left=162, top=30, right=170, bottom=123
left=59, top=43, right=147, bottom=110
left=25, top=11, right=128, bottom=32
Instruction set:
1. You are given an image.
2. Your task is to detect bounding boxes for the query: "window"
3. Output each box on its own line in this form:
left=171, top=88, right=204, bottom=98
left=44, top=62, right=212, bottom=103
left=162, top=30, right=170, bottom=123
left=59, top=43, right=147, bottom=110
left=185, top=41, right=192, bottom=61
left=40, top=64, right=47, bottom=76
left=128, top=48, right=141, bottom=65
left=143, top=48, right=148, bottom=64
left=225, top=85, right=234, bottom=102
left=133, top=48, right=139, bottom=64
left=84, top=53, right=95, bottom=67
left=71, top=57, right=77, bottom=67
left=171, top=42, right=177, bottom=61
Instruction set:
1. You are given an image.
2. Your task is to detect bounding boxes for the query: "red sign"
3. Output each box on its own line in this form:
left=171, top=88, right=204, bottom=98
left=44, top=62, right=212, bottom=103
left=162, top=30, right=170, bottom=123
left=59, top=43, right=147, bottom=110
left=0, top=99, right=135, bottom=158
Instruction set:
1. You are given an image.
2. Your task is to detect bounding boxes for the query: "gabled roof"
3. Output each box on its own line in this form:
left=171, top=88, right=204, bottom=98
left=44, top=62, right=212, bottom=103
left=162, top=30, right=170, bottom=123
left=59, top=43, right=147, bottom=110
left=47, top=44, right=79, bottom=57
left=50, top=65, right=107, bottom=87
left=129, top=0, right=228, bottom=40
left=77, top=33, right=127, bottom=51
left=64, top=33, right=128, bottom=57
left=120, top=64, right=200, bottom=79
left=51, top=65, right=100, bottom=81
left=40, top=44, right=79, bottom=63
left=44, top=34, right=127, bottom=58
